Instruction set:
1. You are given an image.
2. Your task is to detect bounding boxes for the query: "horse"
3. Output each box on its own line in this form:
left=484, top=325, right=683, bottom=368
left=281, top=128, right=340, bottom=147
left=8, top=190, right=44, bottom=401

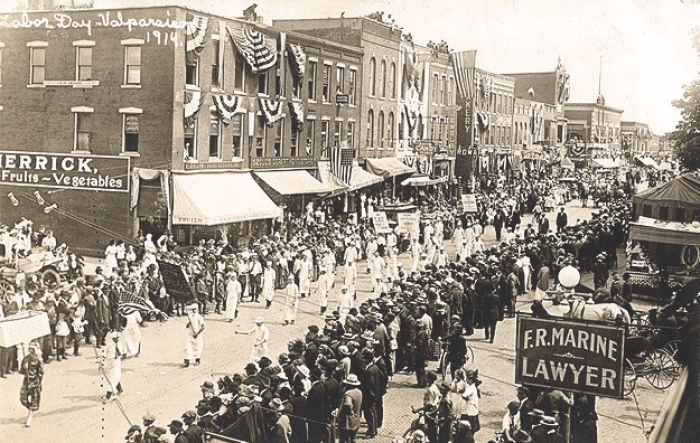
left=564, top=299, right=631, bottom=323
left=531, top=298, right=631, bottom=324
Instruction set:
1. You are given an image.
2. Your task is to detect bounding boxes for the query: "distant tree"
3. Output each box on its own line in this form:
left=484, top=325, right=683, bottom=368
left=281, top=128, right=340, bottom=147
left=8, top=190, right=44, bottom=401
left=671, top=28, right=700, bottom=171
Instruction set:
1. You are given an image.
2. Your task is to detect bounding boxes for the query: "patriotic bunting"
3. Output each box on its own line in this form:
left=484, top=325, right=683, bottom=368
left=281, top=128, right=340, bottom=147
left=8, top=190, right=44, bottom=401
left=259, top=97, right=284, bottom=126
left=404, top=103, right=418, bottom=133
left=330, top=142, right=354, bottom=185
left=228, top=26, right=277, bottom=74
left=403, top=48, right=422, bottom=94
left=476, top=112, right=489, bottom=132
left=119, top=292, right=168, bottom=321
left=481, top=75, right=493, bottom=99
left=213, top=94, right=245, bottom=123
left=184, top=90, right=202, bottom=124
left=287, top=44, right=307, bottom=79
left=287, top=101, right=304, bottom=132
left=185, top=14, right=210, bottom=65
left=450, top=50, right=477, bottom=99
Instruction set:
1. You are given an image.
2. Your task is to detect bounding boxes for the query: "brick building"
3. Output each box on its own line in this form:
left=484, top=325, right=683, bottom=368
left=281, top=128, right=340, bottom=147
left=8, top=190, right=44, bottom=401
left=0, top=4, right=363, bottom=253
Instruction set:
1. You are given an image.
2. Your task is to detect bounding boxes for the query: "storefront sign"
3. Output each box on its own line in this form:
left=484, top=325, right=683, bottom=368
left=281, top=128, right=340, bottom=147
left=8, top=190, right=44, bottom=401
left=371, top=211, right=392, bottom=234
left=0, top=151, right=129, bottom=192
left=515, top=316, right=626, bottom=398
left=461, top=194, right=478, bottom=213
left=397, top=212, right=420, bottom=237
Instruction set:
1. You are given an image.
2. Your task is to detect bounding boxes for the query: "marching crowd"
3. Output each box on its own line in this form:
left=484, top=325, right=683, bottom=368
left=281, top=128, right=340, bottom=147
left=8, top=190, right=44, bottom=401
left=1, top=171, right=637, bottom=441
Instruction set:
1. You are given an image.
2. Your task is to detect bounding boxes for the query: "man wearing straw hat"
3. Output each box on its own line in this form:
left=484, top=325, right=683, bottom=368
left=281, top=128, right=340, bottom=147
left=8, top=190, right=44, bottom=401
left=335, top=374, right=363, bottom=443
left=236, top=317, right=270, bottom=364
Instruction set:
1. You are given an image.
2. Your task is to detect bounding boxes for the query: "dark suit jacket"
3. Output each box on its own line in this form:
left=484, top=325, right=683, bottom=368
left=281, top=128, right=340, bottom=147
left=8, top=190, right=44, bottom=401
left=306, top=379, right=329, bottom=422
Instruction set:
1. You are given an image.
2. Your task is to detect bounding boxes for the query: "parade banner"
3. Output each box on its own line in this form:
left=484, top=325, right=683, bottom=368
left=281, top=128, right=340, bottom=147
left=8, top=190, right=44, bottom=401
left=371, top=211, right=392, bottom=234
left=0, top=150, right=130, bottom=192
left=461, top=194, right=478, bottom=213
left=515, top=316, right=626, bottom=398
left=157, top=260, right=195, bottom=303
left=0, top=311, right=50, bottom=347
left=397, top=212, right=420, bottom=237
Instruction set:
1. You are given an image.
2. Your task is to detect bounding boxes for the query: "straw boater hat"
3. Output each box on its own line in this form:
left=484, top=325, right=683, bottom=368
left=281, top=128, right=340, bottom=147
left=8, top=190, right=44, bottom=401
left=343, top=374, right=361, bottom=386
left=255, top=317, right=265, bottom=324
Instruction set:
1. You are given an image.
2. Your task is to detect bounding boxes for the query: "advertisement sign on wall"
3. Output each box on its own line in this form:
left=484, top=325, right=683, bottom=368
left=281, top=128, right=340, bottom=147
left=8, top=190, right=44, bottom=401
left=515, top=316, right=626, bottom=398
left=0, top=151, right=130, bottom=192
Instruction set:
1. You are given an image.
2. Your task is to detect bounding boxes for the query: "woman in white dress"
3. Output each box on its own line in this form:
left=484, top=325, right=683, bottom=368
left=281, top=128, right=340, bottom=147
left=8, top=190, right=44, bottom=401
left=224, top=272, right=241, bottom=322
left=283, top=275, right=300, bottom=325
left=262, top=261, right=277, bottom=309
left=121, top=310, right=142, bottom=358
left=298, top=254, right=311, bottom=298
left=103, top=241, right=118, bottom=277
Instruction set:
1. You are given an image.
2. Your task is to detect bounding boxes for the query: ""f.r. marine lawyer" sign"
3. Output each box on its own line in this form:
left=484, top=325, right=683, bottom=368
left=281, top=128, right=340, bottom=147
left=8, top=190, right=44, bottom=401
left=515, top=316, right=626, bottom=398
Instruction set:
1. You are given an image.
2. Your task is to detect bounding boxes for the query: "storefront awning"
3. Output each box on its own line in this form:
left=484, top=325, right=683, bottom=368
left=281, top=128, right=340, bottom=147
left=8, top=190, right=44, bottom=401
left=401, top=175, right=449, bottom=187
left=629, top=216, right=700, bottom=245
left=172, top=171, right=282, bottom=226
left=635, top=155, right=659, bottom=169
left=253, top=170, right=338, bottom=196
left=317, top=161, right=383, bottom=192
left=365, top=157, right=415, bottom=178
left=590, top=158, right=619, bottom=169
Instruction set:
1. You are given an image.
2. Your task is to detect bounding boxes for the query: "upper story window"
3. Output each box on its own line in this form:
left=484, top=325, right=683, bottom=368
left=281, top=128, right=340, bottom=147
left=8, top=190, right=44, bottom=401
left=322, top=63, right=332, bottom=103
left=186, top=58, right=199, bottom=87
left=367, top=110, right=374, bottom=148
left=71, top=106, right=94, bottom=152
left=388, top=112, right=394, bottom=146
left=184, top=118, right=196, bottom=161
left=307, top=59, right=317, bottom=101
left=377, top=111, right=385, bottom=149
left=27, top=41, right=48, bottom=86
left=347, top=121, right=355, bottom=151
left=258, top=70, right=269, bottom=95
left=448, top=77, right=454, bottom=105
left=380, top=59, right=387, bottom=97
left=305, top=119, right=315, bottom=158
left=390, top=62, right=396, bottom=99
left=320, top=120, right=329, bottom=156
left=432, top=74, right=439, bottom=103
left=336, top=65, right=345, bottom=94
left=369, top=57, right=376, bottom=96
left=255, top=117, right=265, bottom=157
left=348, top=68, right=357, bottom=106
left=212, top=38, right=222, bottom=89
left=120, top=107, right=143, bottom=154
left=234, top=52, right=245, bottom=92
left=74, top=41, right=94, bottom=81
left=209, top=110, right=221, bottom=159
left=121, top=39, right=143, bottom=86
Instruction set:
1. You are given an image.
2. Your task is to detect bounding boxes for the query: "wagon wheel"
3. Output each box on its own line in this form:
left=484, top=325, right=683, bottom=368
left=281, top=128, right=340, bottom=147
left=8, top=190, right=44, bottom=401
left=0, top=279, right=15, bottom=297
left=643, top=350, right=675, bottom=390
left=41, top=269, right=61, bottom=291
left=662, top=340, right=683, bottom=378
left=623, top=358, right=637, bottom=397
left=630, top=311, right=650, bottom=329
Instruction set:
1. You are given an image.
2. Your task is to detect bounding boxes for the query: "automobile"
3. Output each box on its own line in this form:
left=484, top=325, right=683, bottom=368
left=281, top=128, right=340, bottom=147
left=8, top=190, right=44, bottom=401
left=0, top=249, right=77, bottom=296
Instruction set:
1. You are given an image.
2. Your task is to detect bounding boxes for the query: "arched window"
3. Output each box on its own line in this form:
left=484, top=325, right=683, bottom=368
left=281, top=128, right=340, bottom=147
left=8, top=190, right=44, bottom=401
left=380, top=59, right=387, bottom=97
left=367, top=109, right=374, bottom=148
left=378, top=111, right=385, bottom=148
left=369, top=58, right=376, bottom=96
left=388, top=112, right=395, bottom=148
left=390, top=62, right=396, bottom=98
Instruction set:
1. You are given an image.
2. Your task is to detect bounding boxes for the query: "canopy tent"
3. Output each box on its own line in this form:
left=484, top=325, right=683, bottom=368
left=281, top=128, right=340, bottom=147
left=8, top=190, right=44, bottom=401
left=634, top=155, right=659, bottom=169
left=629, top=216, right=700, bottom=245
left=171, top=171, right=282, bottom=226
left=317, top=161, right=383, bottom=192
left=401, top=175, right=449, bottom=187
left=560, top=156, right=575, bottom=170
left=253, top=170, right=341, bottom=196
left=365, top=157, right=414, bottom=178
left=633, top=173, right=700, bottom=209
left=590, top=158, right=620, bottom=169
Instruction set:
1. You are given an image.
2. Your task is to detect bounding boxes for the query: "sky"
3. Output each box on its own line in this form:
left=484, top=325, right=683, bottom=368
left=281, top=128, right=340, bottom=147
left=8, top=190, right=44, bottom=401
left=2, top=0, right=700, bottom=134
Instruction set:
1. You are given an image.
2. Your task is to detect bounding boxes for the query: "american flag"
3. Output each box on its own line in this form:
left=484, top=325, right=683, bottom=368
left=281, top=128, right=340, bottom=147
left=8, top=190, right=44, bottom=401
left=330, top=141, right=354, bottom=185
left=118, top=292, right=168, bottom=321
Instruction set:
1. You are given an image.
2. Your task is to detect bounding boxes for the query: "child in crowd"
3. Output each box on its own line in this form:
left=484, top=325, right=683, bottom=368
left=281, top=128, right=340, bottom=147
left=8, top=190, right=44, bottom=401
left=54, top=313, right=70, bottom=361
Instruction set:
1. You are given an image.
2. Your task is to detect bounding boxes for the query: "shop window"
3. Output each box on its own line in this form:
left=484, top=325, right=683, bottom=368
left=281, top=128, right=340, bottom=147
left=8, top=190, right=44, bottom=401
left=122, top=112, right=141, bottom=153
left=231, top=114, right=242, bottom=158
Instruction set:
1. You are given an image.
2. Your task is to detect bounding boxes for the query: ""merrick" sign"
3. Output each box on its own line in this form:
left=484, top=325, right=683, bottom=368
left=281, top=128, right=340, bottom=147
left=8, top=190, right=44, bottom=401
left=0, top=151, right=130, bottom=192
left=515, top=316, right=626, bottom=398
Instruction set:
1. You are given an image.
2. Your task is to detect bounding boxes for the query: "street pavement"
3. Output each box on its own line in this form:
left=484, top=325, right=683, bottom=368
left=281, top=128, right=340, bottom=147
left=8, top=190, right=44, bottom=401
left=0, top=198, right=671, bottom=443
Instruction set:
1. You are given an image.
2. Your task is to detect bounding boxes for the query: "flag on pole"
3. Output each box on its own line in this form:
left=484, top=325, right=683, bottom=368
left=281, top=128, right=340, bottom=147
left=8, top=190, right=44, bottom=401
left=118, top=292, right=168, bottom=321
left=450, top=50, right=477, bottom=99
left=330, top=141, right=354, bottom=185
